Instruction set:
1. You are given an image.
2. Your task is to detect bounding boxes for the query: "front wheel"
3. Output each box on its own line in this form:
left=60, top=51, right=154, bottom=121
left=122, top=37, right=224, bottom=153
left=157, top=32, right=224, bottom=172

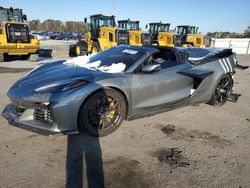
left=91, top=42, right=101, bottom=54
left=209, top=74, right=233, bottom=106
left=78, top=89, right=126, bottom=137
left=75, top=41, right=88, bottom=56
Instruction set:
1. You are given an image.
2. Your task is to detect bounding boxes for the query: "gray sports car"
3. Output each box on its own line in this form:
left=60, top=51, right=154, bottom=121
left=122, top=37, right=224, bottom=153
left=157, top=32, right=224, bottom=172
left=2, top=45, right=248, bottom=136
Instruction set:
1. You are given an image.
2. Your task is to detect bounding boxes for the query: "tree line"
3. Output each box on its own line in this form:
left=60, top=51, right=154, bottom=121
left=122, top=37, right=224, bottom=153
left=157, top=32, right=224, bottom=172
left=29, top=19, right=250, bottom=38
left=28, top=19, right=89, bottom=33
left=205, top=25, right=250, bottom=38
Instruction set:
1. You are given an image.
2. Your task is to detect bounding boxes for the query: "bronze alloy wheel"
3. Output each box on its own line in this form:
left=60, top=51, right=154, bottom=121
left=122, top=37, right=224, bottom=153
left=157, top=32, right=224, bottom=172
left=78, top=89, right=126, bottom=137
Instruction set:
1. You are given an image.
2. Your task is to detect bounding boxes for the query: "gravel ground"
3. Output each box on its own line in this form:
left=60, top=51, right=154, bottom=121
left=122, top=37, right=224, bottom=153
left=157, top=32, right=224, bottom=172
left=40, top=39, right=75, bottom=58
left=0, top=50, right=249, bottom=188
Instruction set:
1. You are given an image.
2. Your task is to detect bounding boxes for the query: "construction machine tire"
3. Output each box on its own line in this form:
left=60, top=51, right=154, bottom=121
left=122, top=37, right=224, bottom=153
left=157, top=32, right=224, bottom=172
left=0, top=54, right=4, bottom=62
left=21, top=55, right=30, bottom=60
left=75, top=41, right=88, bottom=56
left=91, top=42, right=101, bottom=54
left=69, top=44, right=77, bottom=57
left=28, top=54, right=39, bottom=62
left=38, top=49, right=52, bottom=57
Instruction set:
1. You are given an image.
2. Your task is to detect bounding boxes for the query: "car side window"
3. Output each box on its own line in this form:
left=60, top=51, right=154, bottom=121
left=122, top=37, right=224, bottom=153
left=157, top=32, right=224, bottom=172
left=156, top=49, right=180, bottom=69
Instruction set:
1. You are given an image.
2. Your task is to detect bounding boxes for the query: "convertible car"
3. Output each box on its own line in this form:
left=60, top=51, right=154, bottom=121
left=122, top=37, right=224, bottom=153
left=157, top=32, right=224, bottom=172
left=2, top=45, right=248, bottom=136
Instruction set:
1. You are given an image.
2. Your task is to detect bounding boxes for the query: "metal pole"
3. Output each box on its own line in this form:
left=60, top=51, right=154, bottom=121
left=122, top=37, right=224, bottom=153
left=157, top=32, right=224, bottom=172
left=229, top=40, right=232, bottom=48
left=246, top=40, right=250, bottom=55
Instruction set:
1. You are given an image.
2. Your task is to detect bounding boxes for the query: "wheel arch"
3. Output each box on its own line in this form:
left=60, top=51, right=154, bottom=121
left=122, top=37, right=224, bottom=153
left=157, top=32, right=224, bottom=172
left=77, top=86, right=130, bottom=129
left=106, top=86, right=129, bottom=119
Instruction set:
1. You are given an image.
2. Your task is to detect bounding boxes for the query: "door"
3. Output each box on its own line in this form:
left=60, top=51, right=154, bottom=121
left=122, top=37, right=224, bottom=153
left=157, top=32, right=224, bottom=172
left=131, top=62, right=193, bottom=109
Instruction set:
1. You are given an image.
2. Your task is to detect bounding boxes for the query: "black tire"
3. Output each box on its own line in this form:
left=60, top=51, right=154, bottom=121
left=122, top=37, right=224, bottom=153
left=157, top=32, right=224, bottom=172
left=91, top=42, right=101, bottom=54
left=69, top=44, right=76, bottom=57
left=21, top=54, right=30, bottom=60
left=209, top=74, right=233, bottom=106
left=75, top=41, right=88, bottom=56
left=0, top=53, right=5, bottom=62
left=78, top=89, right=126, bottom=137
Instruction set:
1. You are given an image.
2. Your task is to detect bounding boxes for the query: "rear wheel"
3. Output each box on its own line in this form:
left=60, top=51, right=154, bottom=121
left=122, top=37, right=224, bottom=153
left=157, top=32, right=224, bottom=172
left=78, top=89, right=126, bottom=137
left=209, top=74, right=233, bottom=106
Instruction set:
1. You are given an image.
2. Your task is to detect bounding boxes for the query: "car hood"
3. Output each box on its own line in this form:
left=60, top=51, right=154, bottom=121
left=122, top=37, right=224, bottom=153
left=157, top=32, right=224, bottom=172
left=18, top=61, right=105, bottom=87
left=7, top=61, right=112, bottom=102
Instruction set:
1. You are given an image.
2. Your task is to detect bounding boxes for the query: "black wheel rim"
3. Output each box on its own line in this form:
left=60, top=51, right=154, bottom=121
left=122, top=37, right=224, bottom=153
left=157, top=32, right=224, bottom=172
left=215, top=76, right=232, bottom=105
left=87, top=95, right=122, bottom=132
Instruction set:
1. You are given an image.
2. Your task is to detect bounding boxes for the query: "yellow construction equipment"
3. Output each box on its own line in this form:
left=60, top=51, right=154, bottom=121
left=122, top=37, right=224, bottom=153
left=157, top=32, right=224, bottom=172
left=176, top=25, right=206, bottom=47
left=118, top=19, right=152, bottom=46
left=0, top=7, right=40, bottom=62
left=70, top=14, right=129, bottom=56
left=148, top=22, right=182, bottom=47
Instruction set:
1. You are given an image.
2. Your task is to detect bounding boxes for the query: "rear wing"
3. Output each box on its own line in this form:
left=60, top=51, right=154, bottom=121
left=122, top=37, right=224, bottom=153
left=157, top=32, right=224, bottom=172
left=187, top=48, right=233, bottom=64
left=186, top=48, right=249, bottom=70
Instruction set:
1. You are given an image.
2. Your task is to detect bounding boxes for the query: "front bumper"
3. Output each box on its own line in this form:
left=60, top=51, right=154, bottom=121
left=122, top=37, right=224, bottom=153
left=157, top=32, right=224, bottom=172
left=1, top=104, right=79, bottom=136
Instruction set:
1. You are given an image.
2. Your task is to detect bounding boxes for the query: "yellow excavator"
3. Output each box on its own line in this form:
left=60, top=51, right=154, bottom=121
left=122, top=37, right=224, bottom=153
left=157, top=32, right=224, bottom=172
left=69, top=14, right=129, bottom=56
left=0, top=7, right=40, bottom=62
left=148, top=22, right=182, bottom=47
left=118, top=19, right=152, bottom=46
left=176, top=25, right=206, bottom=47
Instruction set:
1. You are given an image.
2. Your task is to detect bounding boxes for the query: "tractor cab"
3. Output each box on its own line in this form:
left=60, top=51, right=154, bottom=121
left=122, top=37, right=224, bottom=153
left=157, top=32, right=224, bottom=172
left=148, top=22, right=181, bottom=47
left=118, top=19, right=139, bottom=31
left=118, top=19, right=151, bottom=46
left=149, top=22, right=170, bottom=41
left=89, top=14, right=116, bottom=40
left=0, top=7, right=27, bottom=22
left=176, top=25, right=198, bottom=36
left=176, top=25, right=205, bottom=47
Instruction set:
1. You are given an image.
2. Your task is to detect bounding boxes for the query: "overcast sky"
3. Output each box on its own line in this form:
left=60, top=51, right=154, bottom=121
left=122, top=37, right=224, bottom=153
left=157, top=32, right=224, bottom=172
left=1, top=0, right=250, bottom=34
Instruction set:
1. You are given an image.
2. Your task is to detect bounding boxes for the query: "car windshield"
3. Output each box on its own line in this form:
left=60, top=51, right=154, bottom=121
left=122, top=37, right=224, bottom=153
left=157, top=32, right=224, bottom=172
left=65, top=46, right=146, bottom=73
left=88, top=46, right=145, bottom=72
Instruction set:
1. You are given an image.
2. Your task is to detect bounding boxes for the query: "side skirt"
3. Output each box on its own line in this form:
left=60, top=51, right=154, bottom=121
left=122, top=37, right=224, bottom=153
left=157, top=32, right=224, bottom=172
left=127, top=97, right=191, bottom=121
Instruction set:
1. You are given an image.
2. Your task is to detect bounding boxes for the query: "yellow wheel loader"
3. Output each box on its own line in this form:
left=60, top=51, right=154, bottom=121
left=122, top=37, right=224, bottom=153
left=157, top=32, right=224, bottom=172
left=118, top=19, right=152, bottom=46
left=176, top=25, right=206, bottom=48
left=69, top=14, right=129, bottom=57
left=0, top=7, right=40, bottom=62
left=148, top=22, right=182, bottom=47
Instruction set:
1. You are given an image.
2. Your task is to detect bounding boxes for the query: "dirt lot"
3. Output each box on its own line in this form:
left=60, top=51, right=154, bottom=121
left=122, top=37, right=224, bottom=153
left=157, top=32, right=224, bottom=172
left=0, top=53, right=250, bottom=188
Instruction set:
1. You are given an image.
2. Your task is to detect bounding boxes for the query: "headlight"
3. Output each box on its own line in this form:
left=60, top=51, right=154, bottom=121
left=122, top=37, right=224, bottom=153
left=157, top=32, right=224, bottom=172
left=187, top=36, right=193, bottom=39
left=34, top=80, right=88, bottom=93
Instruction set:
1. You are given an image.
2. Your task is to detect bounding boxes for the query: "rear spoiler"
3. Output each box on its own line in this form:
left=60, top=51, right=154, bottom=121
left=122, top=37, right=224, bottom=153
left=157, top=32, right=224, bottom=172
left=188, top=49, right=234, bottom=65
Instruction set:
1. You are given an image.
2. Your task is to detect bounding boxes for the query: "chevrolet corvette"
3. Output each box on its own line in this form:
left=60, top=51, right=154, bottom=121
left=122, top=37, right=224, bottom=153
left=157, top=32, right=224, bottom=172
left=2, top=45, right=248, bottom=136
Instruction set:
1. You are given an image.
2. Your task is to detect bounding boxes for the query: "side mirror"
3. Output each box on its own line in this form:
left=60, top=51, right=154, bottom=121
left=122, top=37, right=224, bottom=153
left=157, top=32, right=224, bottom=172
left=141, top=64, right=161, bottom=73
left=23, top=15, right=27, bottom=21
left=145, top=24, right=148, bottom=29
left=84, top=18, right=87, bottom=23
